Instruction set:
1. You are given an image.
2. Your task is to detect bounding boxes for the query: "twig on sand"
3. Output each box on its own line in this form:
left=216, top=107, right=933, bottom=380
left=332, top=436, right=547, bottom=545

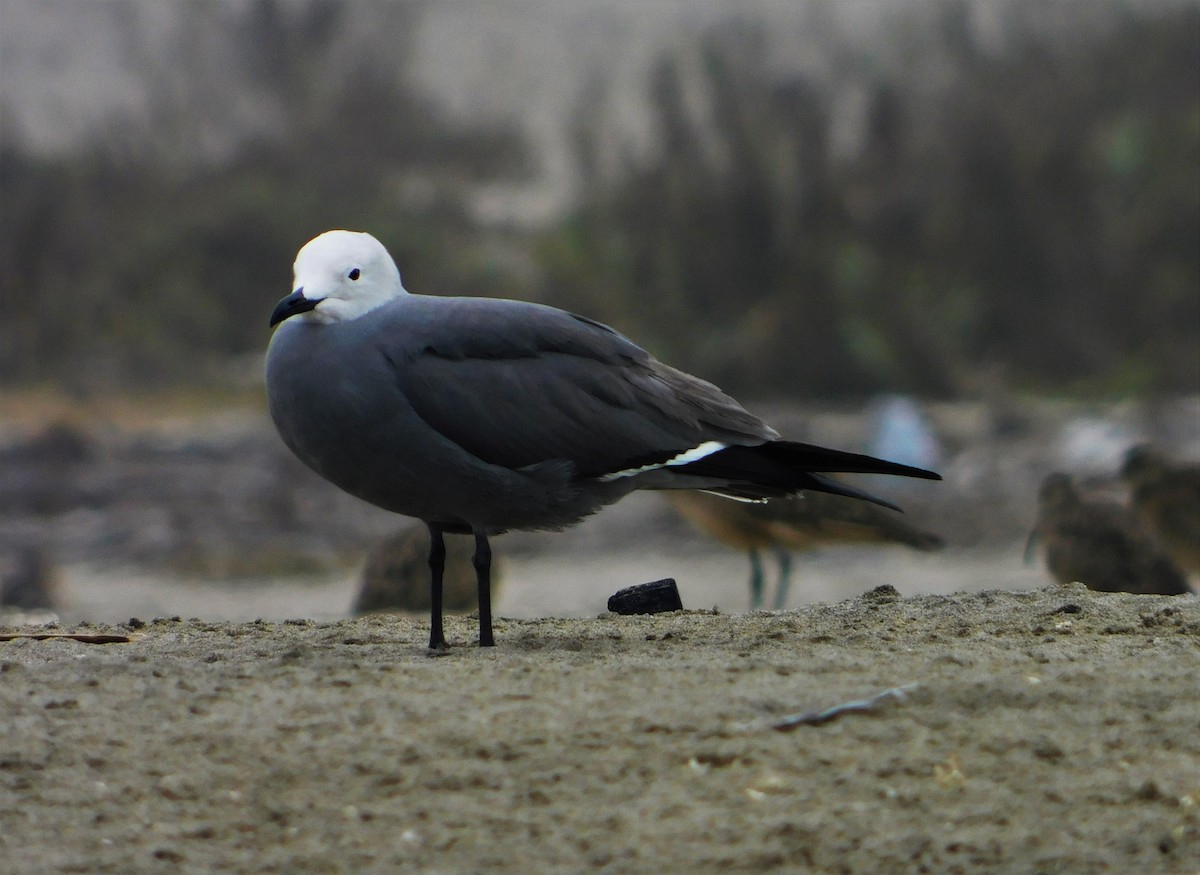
left=772, top=682, right=919, bottom=732
left=0, top=632, right=135, bottom=644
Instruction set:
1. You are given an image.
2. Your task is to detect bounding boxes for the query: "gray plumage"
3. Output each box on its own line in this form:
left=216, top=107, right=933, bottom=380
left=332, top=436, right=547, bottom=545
left=266, top=230, right=941, bottom=648
left=271, top=294, right=761, bottom=532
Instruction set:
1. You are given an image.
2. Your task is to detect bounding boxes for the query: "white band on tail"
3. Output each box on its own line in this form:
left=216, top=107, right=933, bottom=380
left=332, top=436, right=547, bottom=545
left=598, top=441, right=727, bottom=481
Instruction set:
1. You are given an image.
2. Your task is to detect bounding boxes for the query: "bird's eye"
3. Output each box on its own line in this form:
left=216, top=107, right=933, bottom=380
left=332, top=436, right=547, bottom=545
left=348, top=268, right=361, bottom=281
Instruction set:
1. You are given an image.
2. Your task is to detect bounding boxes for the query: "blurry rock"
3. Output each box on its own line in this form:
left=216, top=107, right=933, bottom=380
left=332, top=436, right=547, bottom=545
left=666, top=489, right=943, bottom=610
left=607, top=578, right=682, bottom=615
left=354, top=525, right=501, bottom=614
left=0, top=421, right=95, bottom=516
left=1028, top=473, right=1191, bottom=596
left=9, top=421, right=94, bottom=464
left=1120, top=444, right=1200, bottom=574
left=1, top=546, right=60, bottom=610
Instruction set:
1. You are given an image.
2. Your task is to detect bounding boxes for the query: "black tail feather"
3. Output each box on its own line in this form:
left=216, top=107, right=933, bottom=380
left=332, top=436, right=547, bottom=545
left=804, top=472, right=903, bottom=512
left=765, top=441, right=940, bottom=479
left=677, top=440, right=941, bottom=509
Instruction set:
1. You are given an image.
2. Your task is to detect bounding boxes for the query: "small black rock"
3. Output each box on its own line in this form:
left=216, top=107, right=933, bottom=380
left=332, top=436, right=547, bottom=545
left=608, top=579, right=682, bottom=615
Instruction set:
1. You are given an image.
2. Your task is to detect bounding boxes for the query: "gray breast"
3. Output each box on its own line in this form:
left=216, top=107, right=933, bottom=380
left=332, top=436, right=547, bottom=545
left=264, top=301, right=638, bottom=532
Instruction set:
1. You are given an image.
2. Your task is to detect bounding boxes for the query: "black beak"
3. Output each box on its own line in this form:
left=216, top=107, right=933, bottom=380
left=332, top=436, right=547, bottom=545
left=270, top=288, right=320, bottom=326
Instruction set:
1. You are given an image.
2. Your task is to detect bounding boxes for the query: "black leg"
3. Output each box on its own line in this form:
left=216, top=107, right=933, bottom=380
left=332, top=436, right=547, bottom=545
left=473, top=532, right=494, bottom=647
left=426, top=524, right=447, bottom=650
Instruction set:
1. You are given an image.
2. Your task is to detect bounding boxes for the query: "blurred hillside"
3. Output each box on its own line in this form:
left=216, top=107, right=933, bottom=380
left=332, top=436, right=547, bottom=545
left=1, top=0, right=1197, bottom=398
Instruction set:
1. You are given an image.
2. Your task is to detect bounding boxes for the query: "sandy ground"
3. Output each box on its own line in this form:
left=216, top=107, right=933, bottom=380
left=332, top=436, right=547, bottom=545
left=2, top=584, right=1197, bottom=874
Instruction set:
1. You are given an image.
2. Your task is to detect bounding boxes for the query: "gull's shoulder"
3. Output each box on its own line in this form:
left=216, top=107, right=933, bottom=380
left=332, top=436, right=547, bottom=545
left=368, top=293, right=646, bottom=365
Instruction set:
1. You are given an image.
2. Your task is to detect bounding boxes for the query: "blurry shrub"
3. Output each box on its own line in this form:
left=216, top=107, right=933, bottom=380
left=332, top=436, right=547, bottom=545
left=537, top=5, right=1200, bottom=398
left=0, top=0, right=530, bottom=390
left=1, top=2, right=1196, bottom=399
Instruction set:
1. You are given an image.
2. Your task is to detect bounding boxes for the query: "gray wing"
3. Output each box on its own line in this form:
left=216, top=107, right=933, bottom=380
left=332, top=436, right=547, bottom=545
left=384, top=296, right=776, bottom=477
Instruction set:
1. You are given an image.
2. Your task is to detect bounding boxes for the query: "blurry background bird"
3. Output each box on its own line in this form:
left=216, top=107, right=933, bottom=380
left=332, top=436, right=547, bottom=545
left=354, top=525, right=503, bottom=616
left=1027, top=472, right=1192, bottom=596
left=1119, top=444, right=1200, bottom=576
left=666, top=489, right=944, bottom=610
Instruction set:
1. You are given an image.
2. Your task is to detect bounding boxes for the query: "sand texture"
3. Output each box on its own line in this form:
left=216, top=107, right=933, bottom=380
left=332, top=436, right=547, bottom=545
left=3, top=585, right=1198, bottom=874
